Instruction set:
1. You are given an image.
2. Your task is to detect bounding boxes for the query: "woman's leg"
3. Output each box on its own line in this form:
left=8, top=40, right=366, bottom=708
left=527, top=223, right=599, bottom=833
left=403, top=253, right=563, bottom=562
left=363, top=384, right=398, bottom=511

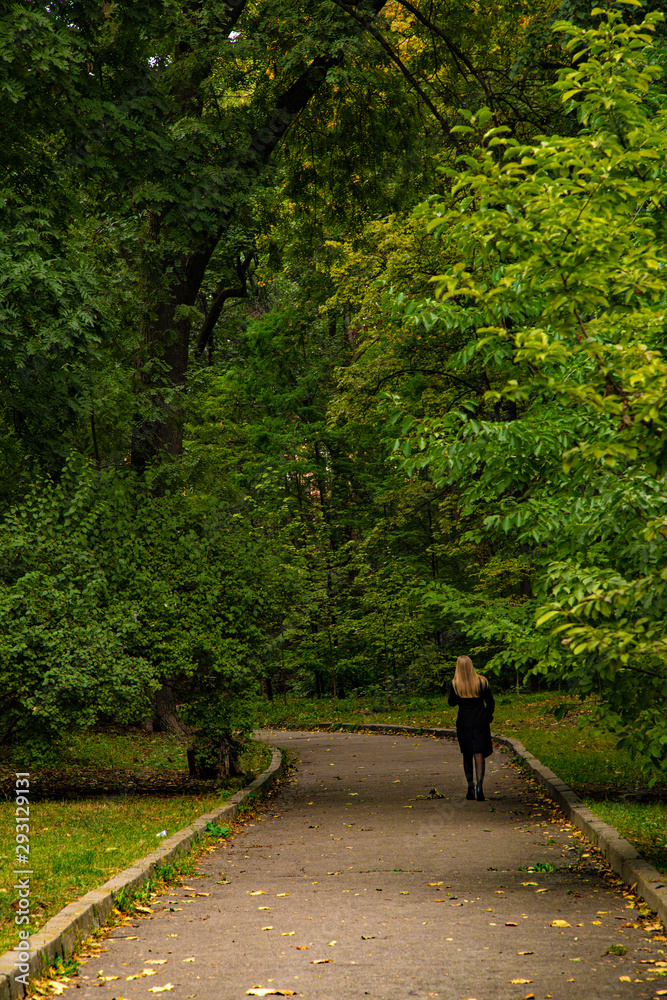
left=463, top=755, right=475, bottom=799
left=474, top=752, right=485, bottom=800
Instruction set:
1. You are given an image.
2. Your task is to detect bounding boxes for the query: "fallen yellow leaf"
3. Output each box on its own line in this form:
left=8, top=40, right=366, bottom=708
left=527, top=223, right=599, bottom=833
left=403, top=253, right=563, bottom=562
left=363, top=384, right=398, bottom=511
left=281, top=932, right=295, bottom=937
left=134, top=905, right=153, bottom=914
left=551, top=920, right=571, bottom=928
left=510, top=979, right=532, bottom=984
left=276, top=893, right=290, bottom=897
left=619, top=976, right=631, bottom=982
left=249, top=891, right=266, bottom=896
left=311, top=959, right=332, bottom=964
left=147, top=986, right=174, bottom=993
left=245, top=990, right=297, bottom=997
left=261, top=926, right=273, bottom=931
left=505, top=922, right=518, bottom=927
left=427, top=882, right=443, bottom=887
left=518, top=951, right=534, bottom=956
left=146, top=961, right=167, bottom=965
left=182, top=957, right=195, bottom=963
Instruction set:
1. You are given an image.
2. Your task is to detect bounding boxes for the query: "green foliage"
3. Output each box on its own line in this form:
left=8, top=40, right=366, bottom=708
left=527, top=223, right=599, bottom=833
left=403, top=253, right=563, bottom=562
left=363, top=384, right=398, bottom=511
left=0, top=464, right=157, bottom=758
left=6, top=0, right=667, bottom=769
left=182, top=693, right=254, bottom=777
left=0, top=460, right=281, bottom=758
left=385, top=4, right=667, bottom=771
left=204, top=821, right=230, bottom=838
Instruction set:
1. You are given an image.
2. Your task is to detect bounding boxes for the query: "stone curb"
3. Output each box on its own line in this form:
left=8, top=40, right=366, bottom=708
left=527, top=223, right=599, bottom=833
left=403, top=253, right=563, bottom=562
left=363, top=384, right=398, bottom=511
left=313, top=721, right=667, bottom=927
left=0, top=747, right=284, bottom=1000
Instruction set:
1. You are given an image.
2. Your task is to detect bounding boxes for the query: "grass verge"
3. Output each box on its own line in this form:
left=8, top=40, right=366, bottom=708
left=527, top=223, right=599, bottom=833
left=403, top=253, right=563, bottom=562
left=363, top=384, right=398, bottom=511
left=0, top=738, right=271, bottom=957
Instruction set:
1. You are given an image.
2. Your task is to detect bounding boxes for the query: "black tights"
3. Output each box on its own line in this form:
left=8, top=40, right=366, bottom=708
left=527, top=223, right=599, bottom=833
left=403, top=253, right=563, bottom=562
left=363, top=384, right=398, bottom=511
left=463, top=753, right=485, bottom=787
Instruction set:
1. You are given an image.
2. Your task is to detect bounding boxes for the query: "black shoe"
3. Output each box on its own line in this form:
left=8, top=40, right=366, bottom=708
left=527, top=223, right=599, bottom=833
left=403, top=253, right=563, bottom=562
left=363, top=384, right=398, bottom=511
left=476, top=785, right=485, bottom=802
left=466, top=784, right=475, bottom=800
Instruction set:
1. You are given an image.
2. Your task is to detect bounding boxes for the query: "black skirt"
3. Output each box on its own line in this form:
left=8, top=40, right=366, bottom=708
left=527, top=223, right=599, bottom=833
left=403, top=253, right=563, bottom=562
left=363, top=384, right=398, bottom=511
left=448, top=683, right=494, bottom=758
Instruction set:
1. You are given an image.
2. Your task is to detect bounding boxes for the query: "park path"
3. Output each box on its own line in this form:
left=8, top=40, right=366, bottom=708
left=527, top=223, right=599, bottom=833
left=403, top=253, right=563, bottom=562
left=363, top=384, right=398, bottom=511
left=72, top=730, right=665, bottom=1000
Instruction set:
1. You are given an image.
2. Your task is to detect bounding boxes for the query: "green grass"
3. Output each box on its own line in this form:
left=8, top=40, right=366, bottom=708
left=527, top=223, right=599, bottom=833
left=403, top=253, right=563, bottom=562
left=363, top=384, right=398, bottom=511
left=0, top=738, right=271, bottom=957
left=255, top=693, right=667, bottom=877
left=59, top=729, right=190, bottom=771
left=583, top=800, right=667, bottom=877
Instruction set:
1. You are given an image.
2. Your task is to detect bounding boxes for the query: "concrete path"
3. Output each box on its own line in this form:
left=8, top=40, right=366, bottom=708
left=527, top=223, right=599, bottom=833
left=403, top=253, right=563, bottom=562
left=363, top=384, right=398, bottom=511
left=72, top=731, right=666, bottom=1000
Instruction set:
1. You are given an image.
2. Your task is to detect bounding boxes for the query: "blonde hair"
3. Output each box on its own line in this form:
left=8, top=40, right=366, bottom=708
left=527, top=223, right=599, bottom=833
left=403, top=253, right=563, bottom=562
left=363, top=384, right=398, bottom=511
left=452, top=655, right=488, bottom=699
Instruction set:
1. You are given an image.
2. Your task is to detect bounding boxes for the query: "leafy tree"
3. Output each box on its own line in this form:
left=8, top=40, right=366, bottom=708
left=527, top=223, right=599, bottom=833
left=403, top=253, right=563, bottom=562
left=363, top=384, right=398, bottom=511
left=385, top=2, right=667, bottom=769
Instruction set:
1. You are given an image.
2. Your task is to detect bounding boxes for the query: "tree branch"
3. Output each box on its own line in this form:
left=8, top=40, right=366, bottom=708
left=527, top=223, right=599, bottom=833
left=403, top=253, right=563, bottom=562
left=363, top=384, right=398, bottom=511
left=247, top=0, right=390, bottom=166
left=196, top=249, right=254, bottom=354
left=393, top=0, right=495, bottom=110
left=329, top=0, right=456, bottom=142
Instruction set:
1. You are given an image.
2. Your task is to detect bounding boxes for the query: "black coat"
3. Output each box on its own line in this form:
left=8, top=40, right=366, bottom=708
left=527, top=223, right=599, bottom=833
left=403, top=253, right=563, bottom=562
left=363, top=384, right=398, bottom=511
left=448, top=681, right=495, bottom=758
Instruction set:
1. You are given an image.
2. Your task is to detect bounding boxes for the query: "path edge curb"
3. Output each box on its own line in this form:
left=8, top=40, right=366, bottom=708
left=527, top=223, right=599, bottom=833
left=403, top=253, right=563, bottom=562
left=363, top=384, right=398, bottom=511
left=0, top=746, right=284, bottom=1000
left=310, top=721, right=667, bottom=927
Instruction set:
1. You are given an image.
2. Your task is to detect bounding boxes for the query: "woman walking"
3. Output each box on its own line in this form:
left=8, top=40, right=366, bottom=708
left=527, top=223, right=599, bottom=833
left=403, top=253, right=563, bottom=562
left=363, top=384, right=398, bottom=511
left=448, top=655, right=495, bottom=801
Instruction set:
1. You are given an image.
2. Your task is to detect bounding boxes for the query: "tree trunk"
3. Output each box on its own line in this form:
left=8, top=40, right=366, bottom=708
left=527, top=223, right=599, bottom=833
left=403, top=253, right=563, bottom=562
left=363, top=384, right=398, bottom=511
left=131, top=237, right=213, bottom=471
left=152, top=683, right=190, bottom=737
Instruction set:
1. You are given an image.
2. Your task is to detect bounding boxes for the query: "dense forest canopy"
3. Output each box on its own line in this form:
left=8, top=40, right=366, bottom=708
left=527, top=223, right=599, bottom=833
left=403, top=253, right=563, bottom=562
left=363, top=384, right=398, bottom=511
left=1, top=0, right=667, bottom=776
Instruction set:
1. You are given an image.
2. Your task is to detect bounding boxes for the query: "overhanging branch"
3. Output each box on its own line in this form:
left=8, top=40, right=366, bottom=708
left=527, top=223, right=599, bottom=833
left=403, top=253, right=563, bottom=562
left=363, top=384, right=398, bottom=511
left=329, top=0, right=456, bottom=142
left=196, top=249, right=255, bottom=354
